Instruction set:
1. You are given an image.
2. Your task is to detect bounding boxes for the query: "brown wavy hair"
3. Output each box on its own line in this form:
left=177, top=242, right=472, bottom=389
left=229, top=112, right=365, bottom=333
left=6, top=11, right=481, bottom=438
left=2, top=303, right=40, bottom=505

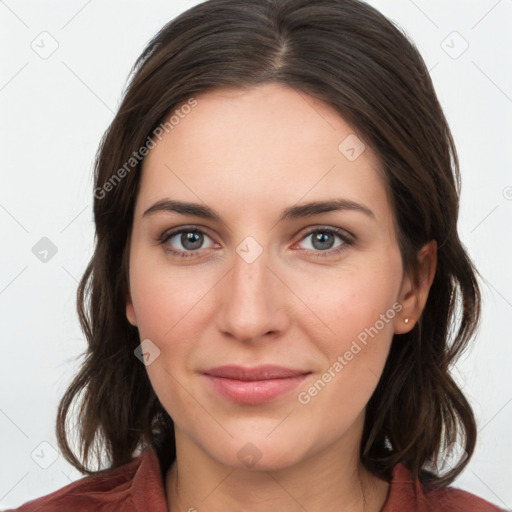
left=56, top=0, right=481, bottom=486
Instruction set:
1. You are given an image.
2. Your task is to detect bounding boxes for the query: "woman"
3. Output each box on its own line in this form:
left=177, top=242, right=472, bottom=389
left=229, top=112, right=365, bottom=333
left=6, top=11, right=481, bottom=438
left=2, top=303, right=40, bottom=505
left=8, top=0, right=504, bottom=510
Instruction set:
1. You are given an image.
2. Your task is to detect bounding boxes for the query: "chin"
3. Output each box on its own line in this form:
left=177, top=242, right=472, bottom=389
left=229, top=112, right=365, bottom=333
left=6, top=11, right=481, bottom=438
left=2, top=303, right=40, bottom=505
left=206, top=434, right=311, bottom=472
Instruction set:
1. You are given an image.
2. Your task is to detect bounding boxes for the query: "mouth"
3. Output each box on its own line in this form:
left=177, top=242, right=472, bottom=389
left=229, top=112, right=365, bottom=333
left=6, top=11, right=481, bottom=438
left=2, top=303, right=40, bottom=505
left=201, top=365, right=312, bottom=405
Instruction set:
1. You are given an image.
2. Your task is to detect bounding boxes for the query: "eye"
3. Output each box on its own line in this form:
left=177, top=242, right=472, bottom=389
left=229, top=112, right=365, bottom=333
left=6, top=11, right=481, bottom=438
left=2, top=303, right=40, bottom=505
left=295, top=227, right=354, bottom=257
left=159, top=225, right=354, bottom=259
left=159, top=227, right=216, bottom=258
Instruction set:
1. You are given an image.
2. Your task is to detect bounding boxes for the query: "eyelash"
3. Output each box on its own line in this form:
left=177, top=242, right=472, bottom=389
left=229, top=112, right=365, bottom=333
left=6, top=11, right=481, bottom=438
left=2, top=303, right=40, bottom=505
left=158, top=226, right=355, bottom=259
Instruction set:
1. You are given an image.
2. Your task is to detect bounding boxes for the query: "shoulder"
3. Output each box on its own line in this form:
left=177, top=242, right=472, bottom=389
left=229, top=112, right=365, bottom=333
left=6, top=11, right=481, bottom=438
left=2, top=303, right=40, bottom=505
left=383, top=463, right=505, bottom=512
left=3, top=447, right=168, bottom=512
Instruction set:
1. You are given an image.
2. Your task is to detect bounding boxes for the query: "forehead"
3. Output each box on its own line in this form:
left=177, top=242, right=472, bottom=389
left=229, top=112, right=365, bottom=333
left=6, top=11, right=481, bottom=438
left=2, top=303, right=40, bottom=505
left=137, top=83, right=389, bottom=222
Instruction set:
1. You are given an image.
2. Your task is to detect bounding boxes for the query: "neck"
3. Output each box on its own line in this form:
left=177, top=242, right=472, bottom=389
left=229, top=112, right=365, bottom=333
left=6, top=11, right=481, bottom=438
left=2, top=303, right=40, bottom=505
left=165, top=415, right=390, bottom=512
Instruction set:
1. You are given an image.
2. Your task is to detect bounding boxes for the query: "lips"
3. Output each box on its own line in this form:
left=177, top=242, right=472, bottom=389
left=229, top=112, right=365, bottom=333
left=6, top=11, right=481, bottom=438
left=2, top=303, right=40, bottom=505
left=202, top=364, right=310, bottom=380
left=201, top=365, right=311, bottom=404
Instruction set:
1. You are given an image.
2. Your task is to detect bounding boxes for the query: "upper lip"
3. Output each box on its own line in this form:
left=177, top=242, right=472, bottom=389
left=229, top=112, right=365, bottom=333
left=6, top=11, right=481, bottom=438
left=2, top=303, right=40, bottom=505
left=201, top=365, right=311, bottom=381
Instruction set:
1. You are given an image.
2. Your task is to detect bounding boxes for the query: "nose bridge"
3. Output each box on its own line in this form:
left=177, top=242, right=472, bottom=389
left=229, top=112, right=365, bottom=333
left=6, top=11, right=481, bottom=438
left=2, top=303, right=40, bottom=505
left=232, top=239, right=267, bottom=297
left=230, top=239, right=271, bottom=314
left=217, top=235, right=287, bottom=341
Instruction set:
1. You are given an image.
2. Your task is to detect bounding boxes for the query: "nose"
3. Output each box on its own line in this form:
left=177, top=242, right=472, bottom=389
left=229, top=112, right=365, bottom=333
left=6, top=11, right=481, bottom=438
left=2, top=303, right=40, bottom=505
left=215, top=242, right=289, bottom=344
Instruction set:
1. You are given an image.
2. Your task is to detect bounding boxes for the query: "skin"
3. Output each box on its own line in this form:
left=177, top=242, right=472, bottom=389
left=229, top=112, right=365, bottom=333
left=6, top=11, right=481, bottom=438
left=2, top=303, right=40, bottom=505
left=125, top=83, right=437, bottom=512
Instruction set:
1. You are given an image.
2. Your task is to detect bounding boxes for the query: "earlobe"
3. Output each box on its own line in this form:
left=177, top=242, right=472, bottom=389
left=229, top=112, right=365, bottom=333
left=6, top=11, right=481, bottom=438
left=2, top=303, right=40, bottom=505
left=395, top=315, right=413, bottom=335
left=394, top=240, right=437, bottom=335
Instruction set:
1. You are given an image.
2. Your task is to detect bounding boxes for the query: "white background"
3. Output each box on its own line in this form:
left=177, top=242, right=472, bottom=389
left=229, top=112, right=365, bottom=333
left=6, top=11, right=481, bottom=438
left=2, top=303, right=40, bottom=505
left=1, top=0, right=511, bottom=509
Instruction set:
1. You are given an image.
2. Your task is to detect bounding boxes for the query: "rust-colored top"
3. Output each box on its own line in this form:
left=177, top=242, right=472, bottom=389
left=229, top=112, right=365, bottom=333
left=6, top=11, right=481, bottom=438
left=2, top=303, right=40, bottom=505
left=6, top=447, right=504, bottom=511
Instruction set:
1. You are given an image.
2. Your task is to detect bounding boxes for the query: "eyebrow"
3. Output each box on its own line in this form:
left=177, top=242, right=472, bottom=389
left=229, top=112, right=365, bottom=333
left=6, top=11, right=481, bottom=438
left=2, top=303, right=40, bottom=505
left=142, top=198, right=375, bottom=222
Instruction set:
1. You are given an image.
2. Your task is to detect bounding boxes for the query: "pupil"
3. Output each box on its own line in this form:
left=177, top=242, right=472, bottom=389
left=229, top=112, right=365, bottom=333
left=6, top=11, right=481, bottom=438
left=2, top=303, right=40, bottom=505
left=313, top=232, right=333, bottom=250
left=182, top=232, right=202, bottom=250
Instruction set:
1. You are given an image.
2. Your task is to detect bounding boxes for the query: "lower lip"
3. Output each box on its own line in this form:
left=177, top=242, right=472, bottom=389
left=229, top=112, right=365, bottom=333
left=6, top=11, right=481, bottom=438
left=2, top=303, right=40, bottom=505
left=203, top=374, right=310, bottom=405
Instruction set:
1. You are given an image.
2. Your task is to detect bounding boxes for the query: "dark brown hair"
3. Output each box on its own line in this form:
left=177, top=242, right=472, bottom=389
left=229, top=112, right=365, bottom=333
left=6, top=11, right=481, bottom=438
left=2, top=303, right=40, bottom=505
left=56, top=0, right=481, bottom=487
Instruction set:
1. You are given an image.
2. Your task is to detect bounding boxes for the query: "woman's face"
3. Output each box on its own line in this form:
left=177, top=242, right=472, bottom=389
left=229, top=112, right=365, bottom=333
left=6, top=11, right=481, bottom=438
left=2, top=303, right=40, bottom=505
left=126, top=83, right=429, bottom=470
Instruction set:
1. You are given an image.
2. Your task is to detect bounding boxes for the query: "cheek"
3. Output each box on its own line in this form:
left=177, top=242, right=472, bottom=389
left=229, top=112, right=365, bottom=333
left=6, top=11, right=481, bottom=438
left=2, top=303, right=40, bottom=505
left=301, top=255, right=400, bottom=340
left=129, top=250, right=213, bottom=340
left=128, top=253, right=217, bottom=399
left=293, top=252, right=401, bottom=390
left=128, top=259, right=211, bottom=422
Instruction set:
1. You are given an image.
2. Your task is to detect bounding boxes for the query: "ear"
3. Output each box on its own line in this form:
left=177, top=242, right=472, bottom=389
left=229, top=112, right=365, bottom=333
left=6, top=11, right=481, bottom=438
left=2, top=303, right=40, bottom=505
left=394, top=240, right=437, bottom=334
left=126, top=291, right=138, bottom=326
